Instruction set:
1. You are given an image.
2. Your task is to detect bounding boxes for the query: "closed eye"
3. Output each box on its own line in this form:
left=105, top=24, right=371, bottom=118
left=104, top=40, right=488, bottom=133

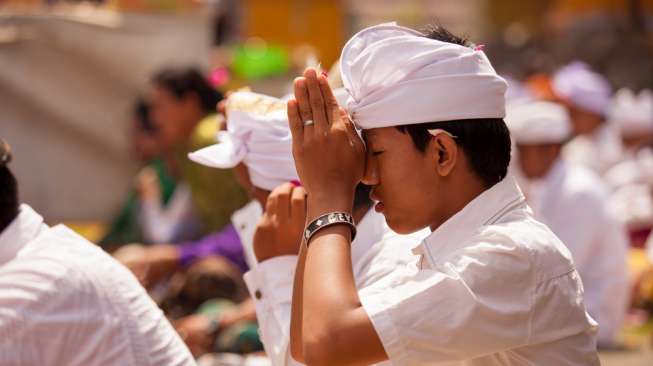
left=372, top=151, right=384, bottom=156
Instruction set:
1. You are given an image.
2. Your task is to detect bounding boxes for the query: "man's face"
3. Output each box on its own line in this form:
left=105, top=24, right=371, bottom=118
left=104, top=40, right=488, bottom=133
left=232, top=163, right=270, bottom=208
left=516, top=144, right=561, bottom=179
left=565, top=103, right=604, bottom=136
left=363, top=127, right=443, bottom=234
left=149, top=86, right=193, bottom=149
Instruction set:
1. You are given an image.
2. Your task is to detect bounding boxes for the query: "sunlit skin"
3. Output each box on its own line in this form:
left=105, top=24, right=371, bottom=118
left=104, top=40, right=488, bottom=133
left=287, top=68, right=490, bottom=366
left=516, top=144, right=561, bottom=179
left=149, top=86, right=205, bottom=150
left=564, top=102, right=604, bottom=137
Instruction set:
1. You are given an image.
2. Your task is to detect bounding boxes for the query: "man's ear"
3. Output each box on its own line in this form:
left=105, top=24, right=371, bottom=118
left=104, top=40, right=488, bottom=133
left=428, top=134, right=458, bottom=177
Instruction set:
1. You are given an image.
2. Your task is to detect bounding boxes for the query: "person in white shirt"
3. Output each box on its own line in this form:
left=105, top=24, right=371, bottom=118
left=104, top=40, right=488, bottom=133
left=285, top=23, right=599, bottom=365
left=0, top=139, right=195, bottom=366
left=552, top=61, right=622, bottom=176
left=506, top=100, right=630, bottom=347
left=604, top=89, right=653, bottom=247
left=183, top=91, right=424, bottom=365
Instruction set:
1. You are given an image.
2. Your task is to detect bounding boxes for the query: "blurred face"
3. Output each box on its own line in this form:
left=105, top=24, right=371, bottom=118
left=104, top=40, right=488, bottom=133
left=149, top=86, right=196, bottom=150
left=232, top=163, right=270, bottom=208
left=130, top=119, right=160, bottom=162
left=566, top=103, right=604, bottom=136
left=362, top=127, right=448, bottom=234
left=516, top=144, right=561, bottom=179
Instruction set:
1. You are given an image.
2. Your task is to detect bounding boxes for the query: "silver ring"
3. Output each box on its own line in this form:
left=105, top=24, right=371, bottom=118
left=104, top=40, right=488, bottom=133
left=303, top=119, right=314, bottom=127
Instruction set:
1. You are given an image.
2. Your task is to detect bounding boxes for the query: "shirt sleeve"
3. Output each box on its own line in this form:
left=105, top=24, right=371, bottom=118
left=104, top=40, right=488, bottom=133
left=358, top=242, right=535, bottom=365
left=243, top=255, right=304, bottom=366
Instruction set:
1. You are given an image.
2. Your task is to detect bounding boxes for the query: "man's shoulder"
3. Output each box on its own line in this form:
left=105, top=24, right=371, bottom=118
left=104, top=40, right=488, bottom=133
left=472, top=215, right=576, bottom=282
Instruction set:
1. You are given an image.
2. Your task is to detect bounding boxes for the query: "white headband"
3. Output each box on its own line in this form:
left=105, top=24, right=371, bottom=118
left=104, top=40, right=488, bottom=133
left=506, top=100, right=571, bottom=145
left=340, top=23, right=507, bottom=129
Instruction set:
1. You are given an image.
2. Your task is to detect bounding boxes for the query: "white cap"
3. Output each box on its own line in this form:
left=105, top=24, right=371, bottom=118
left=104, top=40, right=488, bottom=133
left=339, top=23, right=507, bottom=129
left=506, top=100, right=571, bottom=145
left=188, top=92, right=298, bottom=191
left=552, top=61, right=612, bottom=116
left=610, top=88, right=653, bottom=137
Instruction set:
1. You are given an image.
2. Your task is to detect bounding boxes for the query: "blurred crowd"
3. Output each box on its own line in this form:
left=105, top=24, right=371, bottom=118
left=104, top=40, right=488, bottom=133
left=2, top=1, right=653, bottom=365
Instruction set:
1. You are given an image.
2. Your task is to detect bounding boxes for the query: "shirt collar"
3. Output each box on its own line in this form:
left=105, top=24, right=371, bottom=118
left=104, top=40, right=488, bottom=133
left=0, top=204, right=46, bottom=266
left=415, top=176, right=527, bottom=262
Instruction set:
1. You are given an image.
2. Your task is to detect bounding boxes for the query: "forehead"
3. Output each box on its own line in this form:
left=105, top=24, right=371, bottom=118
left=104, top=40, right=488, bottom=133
left=363, top=127, right=402, bottom=141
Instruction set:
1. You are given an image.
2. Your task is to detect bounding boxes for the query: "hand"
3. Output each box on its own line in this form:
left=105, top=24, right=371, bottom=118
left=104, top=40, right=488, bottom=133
left=135, top=167, right=161, bottom=203
left=114, top=244, right=179, bottom=289
left=287, top=68, right=366, bottom=217
left=253, top=183, right=307, bottom=262
left=174, top=314, right=215, bottom=357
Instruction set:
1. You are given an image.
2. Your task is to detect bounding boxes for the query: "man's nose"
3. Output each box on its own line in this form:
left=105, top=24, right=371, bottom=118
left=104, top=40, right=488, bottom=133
left=361, top=154, right=379, bottom=186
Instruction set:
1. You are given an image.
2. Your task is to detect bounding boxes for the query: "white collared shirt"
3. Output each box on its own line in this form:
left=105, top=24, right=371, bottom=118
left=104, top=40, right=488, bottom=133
left=243, top=210, right=427, bottom=366
left=524, top=160, right=629, bottom=345
left=0, top=205, right=195, bottom=366
left=360, top=177, right=599, bottom=365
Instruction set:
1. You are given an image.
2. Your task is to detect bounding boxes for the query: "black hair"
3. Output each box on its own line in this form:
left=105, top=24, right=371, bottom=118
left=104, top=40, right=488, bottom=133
left=152, top=67, right=223, bottom=114
left=353, top=183, right=372, bottom=210
left=0, top=164, right=19, bottom=233
left=394, top=25, right=511, bottom=188
left=134, top=98, right=155, bottom=134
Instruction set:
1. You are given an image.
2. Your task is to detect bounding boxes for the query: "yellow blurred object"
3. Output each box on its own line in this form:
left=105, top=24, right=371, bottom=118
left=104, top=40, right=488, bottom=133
left=64, top=222, right=108, bottom=244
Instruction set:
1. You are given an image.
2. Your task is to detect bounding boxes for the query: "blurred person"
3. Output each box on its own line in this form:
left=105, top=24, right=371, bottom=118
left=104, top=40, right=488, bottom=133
left=287, top=24, right=598, bottom=365
left=552, top=61, right=622, bottom=175
left=176, top=91, right=426, bottom=363
left=507, top=100, right=630, bottom=347
left=604, top=89, right=653, bottom=248
left=0, top=139, right=195, bottom=365
left=100, top=98, right=200, bottom=250
left=149, top=67, right=249, bottom=235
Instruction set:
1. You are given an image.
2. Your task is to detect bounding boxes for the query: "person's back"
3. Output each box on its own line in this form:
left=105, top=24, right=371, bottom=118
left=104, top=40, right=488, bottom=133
left=0, top=205, right=195, bottom=366
left=529, top=161, right=629, bottom=345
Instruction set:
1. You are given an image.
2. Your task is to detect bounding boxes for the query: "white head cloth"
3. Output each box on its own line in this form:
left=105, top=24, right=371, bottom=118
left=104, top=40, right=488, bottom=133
left=188, top=91, right=298, bottom=191
left=552, top=61, right=612, bottom=116
left=340, top=23, right=508, bottom=129
left=610, top=88, right=653, bottom=137
left=506, top=100, right=571, bottom=145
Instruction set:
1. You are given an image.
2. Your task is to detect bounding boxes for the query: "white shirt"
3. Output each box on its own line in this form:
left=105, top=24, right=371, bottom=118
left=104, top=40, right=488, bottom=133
left=563, top=123, right=622, bottom=177
left=359, top=177, right=599, bottom=365
left=525, top=160, right=630, bottom=345
left=243, top=210, right=426, bottom=366
left=140, top=183, right=198, bottom=244
left=232, top=200, right=264, bottom=270
left=0, top=205, right=195, bottom=366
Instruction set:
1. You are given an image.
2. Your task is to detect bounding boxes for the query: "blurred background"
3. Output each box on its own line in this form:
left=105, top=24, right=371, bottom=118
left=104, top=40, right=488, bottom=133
left=1, top=1, right=653, bottom=365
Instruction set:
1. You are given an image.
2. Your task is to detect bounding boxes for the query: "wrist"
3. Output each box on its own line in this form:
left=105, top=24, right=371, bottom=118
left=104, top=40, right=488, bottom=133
left=307, top=191, right=354, bottom=222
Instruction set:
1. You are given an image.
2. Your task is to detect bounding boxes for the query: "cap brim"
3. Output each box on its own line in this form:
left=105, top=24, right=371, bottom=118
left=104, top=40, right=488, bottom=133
left=188, top=141, right=242, bottom=169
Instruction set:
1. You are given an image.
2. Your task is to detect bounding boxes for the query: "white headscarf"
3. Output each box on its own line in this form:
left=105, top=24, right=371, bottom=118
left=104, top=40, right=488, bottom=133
left=339, top=23, right=507, bottom=129
left=610, top=88, right=653, bottom=137
left=188, top=91, right=298, bottom=191
left=506, top=100, right=571, bottom=145
left=552, top=61, right=612, bottom=117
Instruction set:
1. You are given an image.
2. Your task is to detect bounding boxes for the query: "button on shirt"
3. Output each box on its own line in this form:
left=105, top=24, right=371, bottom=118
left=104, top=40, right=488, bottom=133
left=0, top=205, right=195, bottom=366
left=243, top=210, right=427, bottom=366
left=360, top=177, right=599, bottom=365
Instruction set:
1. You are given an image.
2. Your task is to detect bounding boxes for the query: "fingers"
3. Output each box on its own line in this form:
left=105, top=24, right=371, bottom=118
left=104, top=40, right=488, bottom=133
left=293, top=77, right=312, bottom=124
left=272, top=182, right=294, bottom=222
left=287, top=99, right=304, bottom=146
left=303, top=68, right=329, bottom=133
left=290, top=185, right=307, bottom=225
left=318, top=75, right=341, bottom=125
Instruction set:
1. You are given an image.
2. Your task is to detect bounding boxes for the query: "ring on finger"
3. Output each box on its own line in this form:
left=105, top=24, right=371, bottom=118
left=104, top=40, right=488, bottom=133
left=303, top=119, right=315, bottom=127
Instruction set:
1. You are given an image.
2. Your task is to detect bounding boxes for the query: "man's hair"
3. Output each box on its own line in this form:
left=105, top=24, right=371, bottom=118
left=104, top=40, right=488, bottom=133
left=152, top=67, right=223, bottom=114
left=134, top=97, right=155, bottom=134
left=0, top=166, right=19, bottom=233
left=395, top=25, right=511, bottom=188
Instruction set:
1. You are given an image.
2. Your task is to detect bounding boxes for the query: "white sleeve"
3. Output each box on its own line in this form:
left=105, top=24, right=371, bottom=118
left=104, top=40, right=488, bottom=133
left=243, top=255, right=304, bottom=366
left=357, top=242, right=588, bottom=365
left=140, top=184, right=194, bottom=243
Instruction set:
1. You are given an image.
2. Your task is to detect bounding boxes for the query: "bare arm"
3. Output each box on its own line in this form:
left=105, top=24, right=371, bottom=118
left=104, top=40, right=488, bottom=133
left=287, top=68, right=388, bottom=365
